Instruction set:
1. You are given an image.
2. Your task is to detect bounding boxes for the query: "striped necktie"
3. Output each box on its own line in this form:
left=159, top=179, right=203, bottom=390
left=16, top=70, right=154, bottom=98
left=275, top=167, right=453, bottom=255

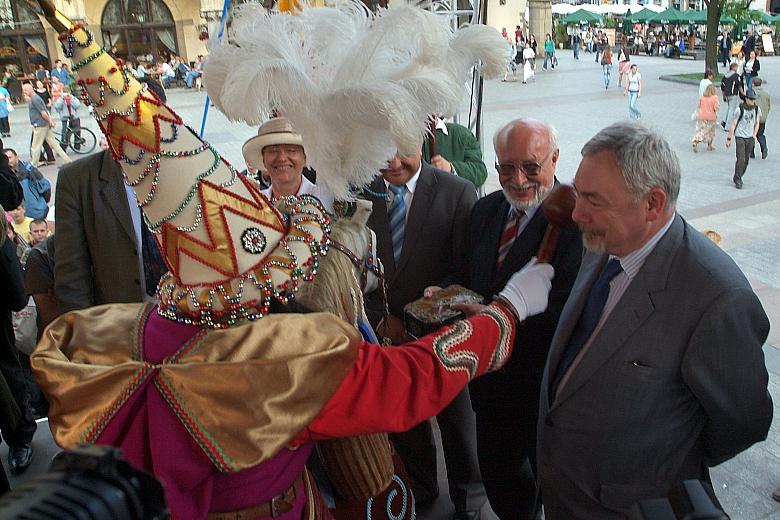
left=388, top=183, right=407, bottom=265
left=496, top=209, right=524, bottom=270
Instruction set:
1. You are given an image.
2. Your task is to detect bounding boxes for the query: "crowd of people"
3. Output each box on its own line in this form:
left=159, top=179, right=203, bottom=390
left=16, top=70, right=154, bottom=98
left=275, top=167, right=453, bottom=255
left=0, top=7, right=776, bottom=520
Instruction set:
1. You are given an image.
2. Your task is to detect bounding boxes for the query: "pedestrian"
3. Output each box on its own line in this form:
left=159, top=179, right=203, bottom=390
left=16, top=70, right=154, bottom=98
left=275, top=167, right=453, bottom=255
left=623, top=63, right=641, bottom=119
left=751, top=77, right=770, bottom=160
left=692, top=85, right=720, bottom=152
left=21, top=83, right=71, bottom=169
left=49, top=59, right=71, bottom=88
left=601, top=45, right=613, bottom=90
left=743, top=49, right=760, bottom=95
left=52, top=87, right=83, bottom=151
left=719, top=31, right=732, bottom=67
left=726, top=91, right=761, bottom=189
left=698, top=69, right=713, bottom=98
left=32, top=80, right=55, bottom=165
left=503, top=41, right=518, bottom=82
left=584, top=28, right=593, bottom=53
left=543, top=33, right=556, bottom=70
left=0, top=85, right=11, bottom=138
left=522, top=43, right=536, bottom=84
left=720, top=62, right=743, bottom=131
left=572, top=31, right=580, bottom=60
left=594, top=30, right=603, bottom=63
left=617, top=47, right=630, bottom=87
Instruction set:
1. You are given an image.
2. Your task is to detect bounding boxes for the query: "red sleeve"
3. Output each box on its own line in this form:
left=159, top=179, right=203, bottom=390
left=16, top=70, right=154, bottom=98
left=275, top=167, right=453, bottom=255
left=293, top=304, right=515, bottom=443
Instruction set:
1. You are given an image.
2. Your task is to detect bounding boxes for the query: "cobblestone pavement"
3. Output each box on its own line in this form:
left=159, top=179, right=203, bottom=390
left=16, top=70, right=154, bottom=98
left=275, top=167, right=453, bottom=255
left=2, top=50, right=779, bottom=519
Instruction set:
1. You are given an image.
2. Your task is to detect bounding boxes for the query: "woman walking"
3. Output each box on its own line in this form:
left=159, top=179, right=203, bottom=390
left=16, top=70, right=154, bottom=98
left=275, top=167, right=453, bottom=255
left=543, top=33, right=556, bottom=70
left=692, top=84, right=720, bottom=152
left=623, top=63, right=642, bottom=119
left=617, top=47, right=630, bottom=87
left=743, top=50, right=760, bottom=95
left=601, top=45, right=613, bottom=89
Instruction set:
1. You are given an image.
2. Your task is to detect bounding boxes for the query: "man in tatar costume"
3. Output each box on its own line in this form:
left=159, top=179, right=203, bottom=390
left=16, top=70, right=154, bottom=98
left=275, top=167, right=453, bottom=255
left=30, top=2, right=552, bottom=519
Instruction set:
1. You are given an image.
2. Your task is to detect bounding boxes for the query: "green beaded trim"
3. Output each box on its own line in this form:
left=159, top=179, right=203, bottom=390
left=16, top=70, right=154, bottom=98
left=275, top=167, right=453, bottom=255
left=145, top=145, right=225, bottom=232
left=72, top=47, right=107, bottom=72
left=431, top=320, right=480, bottom=380
left=481, top=304, right=514, bottom=372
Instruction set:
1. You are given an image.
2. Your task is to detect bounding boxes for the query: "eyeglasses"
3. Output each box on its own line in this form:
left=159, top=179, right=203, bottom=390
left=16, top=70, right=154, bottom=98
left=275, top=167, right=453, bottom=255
left=495, top=147, right=555, bottom=178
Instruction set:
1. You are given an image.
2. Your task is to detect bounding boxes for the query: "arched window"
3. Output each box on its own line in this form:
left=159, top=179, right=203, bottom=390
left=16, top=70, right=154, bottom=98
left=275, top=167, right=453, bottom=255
left=0, top=0, right=50, bottom=76
left=101, top=0, right=178, bottom=65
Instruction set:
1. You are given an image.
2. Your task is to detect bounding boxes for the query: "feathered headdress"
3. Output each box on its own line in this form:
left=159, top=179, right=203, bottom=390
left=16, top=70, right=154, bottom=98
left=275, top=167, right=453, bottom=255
left=204, top=0, right=507, bottom=200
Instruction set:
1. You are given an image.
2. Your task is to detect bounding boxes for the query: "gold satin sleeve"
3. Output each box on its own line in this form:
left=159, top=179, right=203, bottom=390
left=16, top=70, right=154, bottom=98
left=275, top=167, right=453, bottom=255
left=31, top=304, right=361, bottom=471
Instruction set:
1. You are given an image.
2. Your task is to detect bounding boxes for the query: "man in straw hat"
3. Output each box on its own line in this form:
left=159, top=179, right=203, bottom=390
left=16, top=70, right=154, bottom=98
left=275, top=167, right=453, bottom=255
left=30, top=1, right=530, bottom=518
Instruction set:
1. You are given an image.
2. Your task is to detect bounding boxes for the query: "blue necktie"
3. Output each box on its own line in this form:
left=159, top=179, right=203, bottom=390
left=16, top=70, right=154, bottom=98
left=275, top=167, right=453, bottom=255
left=387, top=183, right=407, bottom=265
left=551, top=258, right=623, bottom=398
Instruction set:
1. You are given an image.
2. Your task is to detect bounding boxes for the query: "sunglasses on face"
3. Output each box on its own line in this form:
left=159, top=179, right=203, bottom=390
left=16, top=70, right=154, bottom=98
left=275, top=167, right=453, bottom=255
left=495, top=147, right=555, bottom=178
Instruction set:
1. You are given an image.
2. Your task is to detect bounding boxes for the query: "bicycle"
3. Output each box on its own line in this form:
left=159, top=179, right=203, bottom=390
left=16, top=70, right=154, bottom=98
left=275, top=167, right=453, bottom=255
left=55, top=117, right=97, bottom=155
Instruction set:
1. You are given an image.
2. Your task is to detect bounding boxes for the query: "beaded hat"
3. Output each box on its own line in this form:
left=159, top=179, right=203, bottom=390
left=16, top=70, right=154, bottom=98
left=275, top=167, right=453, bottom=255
left=42, top=7, right=329, bottom=328
left=242, top=117, right=305, bottom=172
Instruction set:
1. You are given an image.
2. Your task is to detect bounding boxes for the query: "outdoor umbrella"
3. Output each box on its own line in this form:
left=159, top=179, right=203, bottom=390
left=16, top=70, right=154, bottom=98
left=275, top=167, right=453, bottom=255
left=625, top=8, right=657, bottom=23
left=684, top=9, right=737, bottom=25
left=747, top=9, right=774, bottom=24
left=648, top=7, right=690, bottom=24
left=562, top=8, right=603, bottom=25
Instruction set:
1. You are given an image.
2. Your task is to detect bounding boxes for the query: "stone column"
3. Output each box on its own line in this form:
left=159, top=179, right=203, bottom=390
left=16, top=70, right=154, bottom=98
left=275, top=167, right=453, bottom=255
left=528, top=0, right=552, bottom=41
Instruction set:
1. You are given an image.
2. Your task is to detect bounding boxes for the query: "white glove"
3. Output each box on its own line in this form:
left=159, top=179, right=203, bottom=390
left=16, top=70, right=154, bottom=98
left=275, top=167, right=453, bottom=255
left=498, top=258, right=555, bottom=321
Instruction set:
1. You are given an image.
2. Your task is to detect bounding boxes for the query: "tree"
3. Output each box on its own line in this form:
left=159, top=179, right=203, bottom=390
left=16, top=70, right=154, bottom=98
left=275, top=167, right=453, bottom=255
left=703, top=0, right=749, bottom=73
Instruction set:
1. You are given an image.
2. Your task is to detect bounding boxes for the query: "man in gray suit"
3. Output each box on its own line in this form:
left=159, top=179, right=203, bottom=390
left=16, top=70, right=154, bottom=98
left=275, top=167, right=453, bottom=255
left=55, top=147, right=164, bottom=313
left=538, top=121, right=772, bottom=519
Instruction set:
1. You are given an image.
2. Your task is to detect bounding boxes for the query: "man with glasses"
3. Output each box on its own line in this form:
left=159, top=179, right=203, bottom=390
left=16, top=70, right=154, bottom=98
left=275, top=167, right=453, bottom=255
left=432, top=118, right=582, bottom=519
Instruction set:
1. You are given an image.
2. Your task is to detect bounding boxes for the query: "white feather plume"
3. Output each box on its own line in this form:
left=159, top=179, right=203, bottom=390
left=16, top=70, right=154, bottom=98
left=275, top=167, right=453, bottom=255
left=204, top=0, right=508, bottom=200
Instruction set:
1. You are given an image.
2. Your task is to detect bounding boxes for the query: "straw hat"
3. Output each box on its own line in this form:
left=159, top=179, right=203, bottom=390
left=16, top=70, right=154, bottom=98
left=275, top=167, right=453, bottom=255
left=242, top=117, right=305, bottom=172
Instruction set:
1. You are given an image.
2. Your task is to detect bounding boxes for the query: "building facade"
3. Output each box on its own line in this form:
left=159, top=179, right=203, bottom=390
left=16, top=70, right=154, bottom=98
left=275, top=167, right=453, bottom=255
left=1, top=0, right=220, bottom=76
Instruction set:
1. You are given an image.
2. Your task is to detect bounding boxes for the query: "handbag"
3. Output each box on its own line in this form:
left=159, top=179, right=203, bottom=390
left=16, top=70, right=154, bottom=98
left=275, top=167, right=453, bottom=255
left=6, top=102, right=13, bottom=113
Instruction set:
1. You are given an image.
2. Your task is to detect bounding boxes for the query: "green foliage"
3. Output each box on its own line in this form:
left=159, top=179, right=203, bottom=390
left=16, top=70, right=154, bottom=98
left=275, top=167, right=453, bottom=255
left=604, top=14, right=618, bottom=28
left=553, top=20, right=569, bottom=46
left=722, top=0, right=751, bottom=31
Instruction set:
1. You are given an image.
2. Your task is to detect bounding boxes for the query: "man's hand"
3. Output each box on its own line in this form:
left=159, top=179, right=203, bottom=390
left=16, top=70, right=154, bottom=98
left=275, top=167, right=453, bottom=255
left=726, top=135, right=733, bottom=148
left=430, top=155, right=453, bottom=173
left=376, top=314, right=411, bottom=345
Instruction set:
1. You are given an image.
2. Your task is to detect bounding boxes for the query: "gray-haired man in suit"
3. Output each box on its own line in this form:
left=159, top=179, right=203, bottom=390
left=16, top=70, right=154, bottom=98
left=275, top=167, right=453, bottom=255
left=538, top=121, right=772, bottom=519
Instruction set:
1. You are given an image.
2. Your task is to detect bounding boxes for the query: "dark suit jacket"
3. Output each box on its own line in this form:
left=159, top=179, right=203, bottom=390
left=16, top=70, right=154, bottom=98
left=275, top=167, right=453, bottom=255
left=450, top=187, right=582, bottom=412
left=365, top=162, right=477, bottom=323
left=537, top=214, right=772, bottom=519
left=55, top=149, right=144, bottom=313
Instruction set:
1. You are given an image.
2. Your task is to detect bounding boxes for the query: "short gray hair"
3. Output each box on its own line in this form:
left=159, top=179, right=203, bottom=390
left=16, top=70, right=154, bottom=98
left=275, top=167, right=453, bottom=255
left=493, top=118, right=559, bottom=155
left=581, top=121, right=680, bottom=207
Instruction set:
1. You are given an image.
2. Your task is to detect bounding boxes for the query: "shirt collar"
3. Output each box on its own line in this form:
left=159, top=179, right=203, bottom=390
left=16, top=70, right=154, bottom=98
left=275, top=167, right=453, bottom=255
left=384, top=162, right=422, bottom=197
left=611, top=214, right=675, bottom=279
left=435, top=118, right=449, bottom=135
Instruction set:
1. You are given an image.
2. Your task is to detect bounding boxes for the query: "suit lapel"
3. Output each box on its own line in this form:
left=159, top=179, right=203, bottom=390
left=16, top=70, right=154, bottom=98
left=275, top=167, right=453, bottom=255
left=395, top=164, right=435, bottom=276
left=365, top=176, right=395, bottom=278
left=98, top=152, right=136, bottom=245
left=551, top=215, right=685, bottom=409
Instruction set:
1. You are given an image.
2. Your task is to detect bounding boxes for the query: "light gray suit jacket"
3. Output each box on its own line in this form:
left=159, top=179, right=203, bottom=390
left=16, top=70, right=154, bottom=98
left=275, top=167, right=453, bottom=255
left=55, top=149, right=144, bottom=313
left=537, top=214, right=772, bottom=519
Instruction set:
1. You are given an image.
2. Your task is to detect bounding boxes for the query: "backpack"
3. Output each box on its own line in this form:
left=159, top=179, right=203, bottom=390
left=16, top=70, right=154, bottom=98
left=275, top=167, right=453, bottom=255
left=19, top=163, right=51, bottom=219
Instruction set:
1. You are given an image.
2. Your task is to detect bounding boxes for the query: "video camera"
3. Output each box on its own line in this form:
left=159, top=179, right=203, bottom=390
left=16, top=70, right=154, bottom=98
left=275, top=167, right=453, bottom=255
left=629, top=480, right=728, bottom=520
left=0, top=445, right=169, bottom=519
